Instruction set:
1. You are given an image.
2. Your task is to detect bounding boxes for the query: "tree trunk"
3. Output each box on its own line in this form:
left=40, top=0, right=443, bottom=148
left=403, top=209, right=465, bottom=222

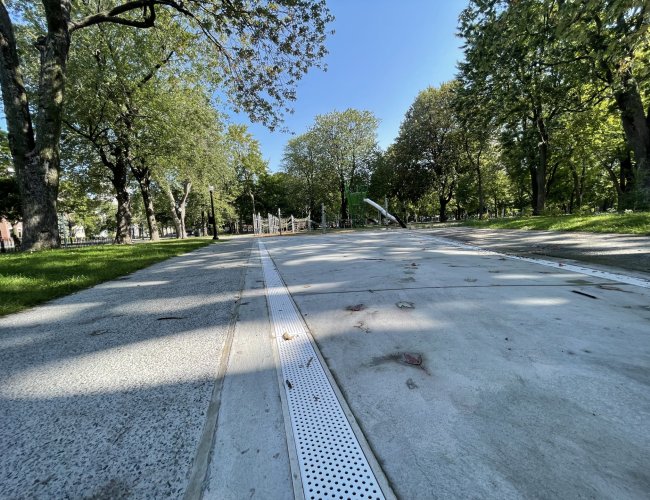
left=97, top=146, right=132, bottom=244
left=112, top=158, right=132, bottom=244
left=533, top=116, right=548, bottom=215
left=0, top=3, right=71, bottom=250
left=178, top=181, right=191, bottom=238
left=476, top=163, right=484, bottom=219
left=439, top=196, right=448, bottom=222
left=604, top=152, right=635, bottom=211
left=339, top=175, right=348, bottom=223
left=249, top=190, right=255, bottom=217
left=569, top=164, right=581, bottom=212
left=131, top=164, right=160, bottom=241
left=613, top=72, right=650, bottom=206
left=163, top=183, right=183, bottom=238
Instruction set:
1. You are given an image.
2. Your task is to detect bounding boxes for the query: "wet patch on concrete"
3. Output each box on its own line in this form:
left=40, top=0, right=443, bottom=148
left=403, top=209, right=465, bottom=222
left=596, top=284, right=629, bottom=292
left=567, top=279, right=596, bottom=285
left=406, top=378, right=418, bottom=390
left=367, top=352, right=430, bottom=375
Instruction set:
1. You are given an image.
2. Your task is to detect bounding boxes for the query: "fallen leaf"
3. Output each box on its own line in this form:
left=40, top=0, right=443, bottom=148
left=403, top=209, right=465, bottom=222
left=403, top=353, right=422, bottom=366
left=396, top=301, right=414, bottom=309
left=346, top=304, right=365, bottom=312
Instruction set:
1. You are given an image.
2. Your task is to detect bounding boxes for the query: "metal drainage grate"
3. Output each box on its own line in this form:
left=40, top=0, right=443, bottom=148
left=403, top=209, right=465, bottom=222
left=259, top=241, right=386, bottom=500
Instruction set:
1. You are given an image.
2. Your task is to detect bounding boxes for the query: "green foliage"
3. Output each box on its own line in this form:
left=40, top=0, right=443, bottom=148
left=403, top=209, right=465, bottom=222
left=282, top=109, right=379, bottom=221
left=0, top=238, right=213, bottom=316
left=390, top=83, right=461, bottom=221
left=456, top=0, right=650, bottom=214
left=283, top=128, right=339, bottom=216
left=227, top=124, right=268, bottom=221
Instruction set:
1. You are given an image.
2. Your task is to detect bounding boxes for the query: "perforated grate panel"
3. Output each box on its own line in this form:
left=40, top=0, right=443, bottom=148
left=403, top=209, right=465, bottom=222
left=259, top=241, right=385, bottom=500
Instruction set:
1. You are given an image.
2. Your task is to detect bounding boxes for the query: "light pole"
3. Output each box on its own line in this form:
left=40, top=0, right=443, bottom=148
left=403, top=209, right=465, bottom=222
left=209, top=185, right=219, bottom=240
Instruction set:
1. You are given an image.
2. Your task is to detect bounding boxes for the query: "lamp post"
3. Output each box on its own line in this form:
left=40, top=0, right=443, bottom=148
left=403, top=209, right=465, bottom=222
left=209, top=185, right=219, bottom=240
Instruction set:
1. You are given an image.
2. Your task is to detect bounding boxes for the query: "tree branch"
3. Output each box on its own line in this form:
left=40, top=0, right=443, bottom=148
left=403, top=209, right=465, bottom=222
left=69, top=0, right=156, bottom=33
left=138, top=50, right=175, bottom=88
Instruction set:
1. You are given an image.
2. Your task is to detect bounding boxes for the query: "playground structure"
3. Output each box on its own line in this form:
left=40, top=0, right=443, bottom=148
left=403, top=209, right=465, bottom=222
left=253, top=212, right=311, bottom=235
left=363, top=198, right=407, bottom=228
left=252, top=193, right=406, bottom=235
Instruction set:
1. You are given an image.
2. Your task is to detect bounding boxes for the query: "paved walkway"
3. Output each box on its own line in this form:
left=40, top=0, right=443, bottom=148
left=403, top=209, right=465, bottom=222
left=1, top=228, right=649, bottom=499
left=0, top=239, right=253, bottom=498
left=421, top=226, right=650, bottom=277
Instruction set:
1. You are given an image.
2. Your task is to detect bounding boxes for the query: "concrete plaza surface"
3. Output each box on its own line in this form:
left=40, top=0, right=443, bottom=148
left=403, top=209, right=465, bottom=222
left=1, top=228, right=649, bottom=499
left=263, top=230, right=650, bottom=499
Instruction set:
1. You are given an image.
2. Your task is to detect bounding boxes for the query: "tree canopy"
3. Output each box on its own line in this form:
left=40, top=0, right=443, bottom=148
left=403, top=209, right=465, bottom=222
left=0, top=0, right=333, bottom=249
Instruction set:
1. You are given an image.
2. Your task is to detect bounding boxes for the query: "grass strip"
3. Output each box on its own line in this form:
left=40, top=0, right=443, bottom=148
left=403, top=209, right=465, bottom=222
left=0, top=238, right=213, bottom=317
left=456, top=212, right=650, bottom=235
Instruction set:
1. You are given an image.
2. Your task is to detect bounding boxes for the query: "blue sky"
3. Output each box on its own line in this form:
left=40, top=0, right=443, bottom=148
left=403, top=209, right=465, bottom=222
left=231, top=0, right=468, bottom=172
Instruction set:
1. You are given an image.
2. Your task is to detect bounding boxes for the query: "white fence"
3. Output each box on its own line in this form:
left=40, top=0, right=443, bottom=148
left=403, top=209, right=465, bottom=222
left=253, top=212, right=312, bottom=235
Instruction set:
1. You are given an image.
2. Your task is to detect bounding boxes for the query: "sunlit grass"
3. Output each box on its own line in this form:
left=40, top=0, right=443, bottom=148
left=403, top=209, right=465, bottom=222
left=0, top=238, right=213, bottom=317
left=458, top=212, right=650, bottom=235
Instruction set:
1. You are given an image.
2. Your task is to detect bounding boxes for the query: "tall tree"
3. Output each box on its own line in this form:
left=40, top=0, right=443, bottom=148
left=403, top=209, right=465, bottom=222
left=554, top=1, right=650, bottom=206
left=0, top=0, right=333, bottom=250
left=227, top=124, right=267, bottom=223
left=309, top=109, right=379, bottom=222
left=392, top=83, right=461, bottom=222
left=282, top=129, right=338, bottom=218
left=156, top=92, right=231, bottom=239
left=458, top=0, right=583, bottom=214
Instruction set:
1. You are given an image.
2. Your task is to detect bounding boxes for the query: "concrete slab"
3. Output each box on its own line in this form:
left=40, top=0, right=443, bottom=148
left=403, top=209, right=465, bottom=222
left=204, top=245, right=294, bottom=500
left=0, top=239, right=252, bottom=499
left=264, top=231, right=650, bottom=499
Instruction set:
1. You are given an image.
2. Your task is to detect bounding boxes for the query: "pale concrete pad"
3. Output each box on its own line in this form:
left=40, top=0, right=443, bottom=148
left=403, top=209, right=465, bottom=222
left=204, top=245, right=294, bottom=500
left=264, top=231, right=650, bottom=499
left=0, top=239, right=252, bottom=498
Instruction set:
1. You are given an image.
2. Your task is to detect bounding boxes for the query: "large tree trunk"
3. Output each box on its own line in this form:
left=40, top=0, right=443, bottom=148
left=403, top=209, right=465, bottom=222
left=131, top=165, right=160, bottom=241
left=438, top=195, right=448, bottom=222
left=98, top=146, right=132, bottom=244
left=112, top=158, right=132, bottom=244
left=163, top=183, right=183, bottom=238
left=0, top=3, right=71, bottom=250
left=612, top=72, right=650, bottom=206
left=604, top=152, right=635, bottom=211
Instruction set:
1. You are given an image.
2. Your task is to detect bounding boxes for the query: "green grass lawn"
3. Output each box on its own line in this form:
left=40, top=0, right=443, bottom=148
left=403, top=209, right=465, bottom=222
left=456, top=212, right=650, bottom=235
left=0, top=238, right=213, bottom=317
